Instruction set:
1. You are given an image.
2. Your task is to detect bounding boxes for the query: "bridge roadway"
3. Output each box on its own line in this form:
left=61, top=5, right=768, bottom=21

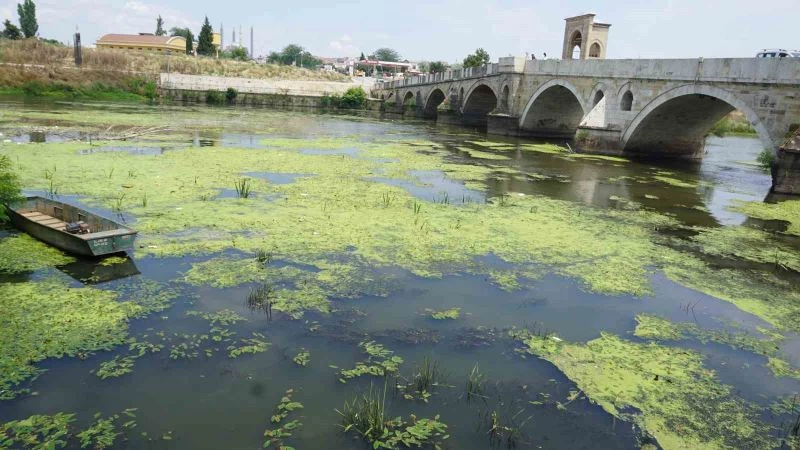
left=372, top=57, right=800, bottom=194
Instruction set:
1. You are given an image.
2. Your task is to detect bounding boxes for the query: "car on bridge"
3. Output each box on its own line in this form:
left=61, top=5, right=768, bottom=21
left=756, top=48, right=800, bottom=58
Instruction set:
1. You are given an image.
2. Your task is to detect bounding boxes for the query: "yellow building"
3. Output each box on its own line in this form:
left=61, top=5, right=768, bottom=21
left=96, top=34, right=187, bottom=52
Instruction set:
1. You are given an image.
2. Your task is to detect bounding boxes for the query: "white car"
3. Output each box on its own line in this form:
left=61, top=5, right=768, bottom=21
left=756, top=49, right=800, bottom=58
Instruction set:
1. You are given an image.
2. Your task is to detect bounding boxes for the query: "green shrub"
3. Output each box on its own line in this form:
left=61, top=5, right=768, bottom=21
left=757, top=149, right=775, bottom=172
left=225, top=87, right=238, bottom=104
left=206, top=90, right=224, bottom=105
left=339, top=87, right=366, bottom=109
left=21, top=80, right=45, bottom=96
left=0, top=155, right=23, bottom=222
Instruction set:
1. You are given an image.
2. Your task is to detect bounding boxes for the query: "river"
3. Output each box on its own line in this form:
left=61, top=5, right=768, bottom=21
left=0, top=99, right=798, bottom=449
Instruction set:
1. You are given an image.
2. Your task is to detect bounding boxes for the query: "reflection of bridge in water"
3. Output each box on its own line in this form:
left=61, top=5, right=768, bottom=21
left=373, top=15, right=800, bottom=194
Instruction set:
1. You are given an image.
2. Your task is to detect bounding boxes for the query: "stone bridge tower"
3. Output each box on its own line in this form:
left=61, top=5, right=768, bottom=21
left=562, top=14, right=610, bottom=60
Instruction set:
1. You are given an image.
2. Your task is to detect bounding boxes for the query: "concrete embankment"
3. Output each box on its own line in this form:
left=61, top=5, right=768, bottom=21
left=159, top=73, right=377, bottom=108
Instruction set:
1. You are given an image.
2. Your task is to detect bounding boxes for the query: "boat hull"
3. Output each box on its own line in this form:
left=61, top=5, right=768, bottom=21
left=7, top=197, right=137, bottom=257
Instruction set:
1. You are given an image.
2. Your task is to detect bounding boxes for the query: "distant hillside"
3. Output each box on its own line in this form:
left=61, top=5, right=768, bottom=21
left=0, top=39, right=348, bottom=101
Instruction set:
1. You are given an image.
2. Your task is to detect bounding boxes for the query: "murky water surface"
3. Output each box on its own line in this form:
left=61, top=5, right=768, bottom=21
left=0, top=99, right=799, bottom=449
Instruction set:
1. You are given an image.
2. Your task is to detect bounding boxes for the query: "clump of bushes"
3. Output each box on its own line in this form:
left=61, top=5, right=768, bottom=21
left=225, top=87, right=238, bottom=104
left=320, top=87, right=366, bottom=109
left=0, top=155, right=23, bottom=222
left=205, top=90, right=224, bottom=105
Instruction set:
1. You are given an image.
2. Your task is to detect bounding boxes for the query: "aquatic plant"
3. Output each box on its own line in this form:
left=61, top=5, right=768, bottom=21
left=227, top=332, right=269, bottom=358
left=466, top=363, right=487, bottom=402
left=400, top=355, right=448, bottom=402
left=337, top=383, right=449, bottom=448
left=0, top=276, right=134, bottom=400
left=0, top=412, right=75, bottom=448
left=425, top=307, right=461, bottom=320
left=339, top=341, right=404, bottom=382
left=0, top=233, right=75, bottom=273
left=112, top=192, right=126, bottom=212
left=247, top=283, right=274, bottom=319
left=512, top=330, right=773, bottom=449
left=95, top=355, right=136, bottom=379
left=293, top=348, right=310, bottom=367
left=481, top=407, right=533, bottom=450
left=255, top=248, right=273, bottom=264
left=263, top=389, right=303, bottom=449
left=234, top=177, right=252, bottom=198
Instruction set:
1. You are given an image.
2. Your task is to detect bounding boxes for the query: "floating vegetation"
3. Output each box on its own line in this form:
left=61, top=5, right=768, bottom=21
left=339, top=341, right=404, bottom=383
left=98, top=255, right=128, bottom=267
left=511, top=329, right=773, bottom=449
left=227, top=333, right=269, bottom=358
left=95, top=355, right=137, bottom=379
left=0, top=233, right=74, bottom=273
left=633, top=314, right=795, bottom=378
left=0, top=276, right=132, bottom=400
left=337, top=383, right=449, bottom=448
left=732, top=199, right=800, bottom=236
left=425, top=307, right=461, bottom=320
left=293, top=348, right=310, bottom=367
left=653, top=174, right=697, bottom=189
left=263, top=389, right=304, bottom=449
left=0, top=409, right=137, bottom=450
left=186, top=309, right=246, bottom=327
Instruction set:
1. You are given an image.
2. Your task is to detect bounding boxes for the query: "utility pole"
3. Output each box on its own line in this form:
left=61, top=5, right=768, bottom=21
left=73, top=26, right=82, bottom=67
left=250, top=26, right=253, bottom=60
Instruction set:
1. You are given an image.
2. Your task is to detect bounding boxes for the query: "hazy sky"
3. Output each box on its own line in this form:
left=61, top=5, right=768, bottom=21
left=0, top=0, right=797, bottom=62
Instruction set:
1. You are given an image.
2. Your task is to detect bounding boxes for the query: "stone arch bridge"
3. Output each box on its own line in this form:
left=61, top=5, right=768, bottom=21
left=374, top=57, right=800, bottom=193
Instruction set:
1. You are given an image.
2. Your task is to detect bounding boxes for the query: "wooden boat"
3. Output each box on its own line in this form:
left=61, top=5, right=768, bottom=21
left=8, top=196, right=137, bottom=257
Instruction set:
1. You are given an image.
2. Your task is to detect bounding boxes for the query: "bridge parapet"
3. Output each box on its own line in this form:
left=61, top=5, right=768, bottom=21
left=379, top=58, right=800, bottom=90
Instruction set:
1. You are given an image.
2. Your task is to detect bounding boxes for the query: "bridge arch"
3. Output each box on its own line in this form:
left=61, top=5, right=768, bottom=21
left=423, top=88, right=447, bottom=119
left=462, top=82, right=498, bottom=127
left=519, top=79, right=587, bottom=137
left=622, top=84, right=773, bottom=158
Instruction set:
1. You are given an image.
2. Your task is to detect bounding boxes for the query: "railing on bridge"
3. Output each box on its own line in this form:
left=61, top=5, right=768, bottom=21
left=378, top=56, right=800, bottom=89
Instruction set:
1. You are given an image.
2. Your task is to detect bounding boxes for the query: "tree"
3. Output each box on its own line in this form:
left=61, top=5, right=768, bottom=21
left=373, top=47, right=400, bottom=62
left=185, top=30, right=194, bottom=54
left=226, top=46, right=248, bottom=61
left=196, top=16, right=214, bottom=56
left=268, top=44, right=320, bottom=69
left=0, top=155, right=22, bottom=222
left=16, top=0, right=37, bottom=38
left=429, top=61, right=449, bottom=73
left=359, top=52, right=365, bottom=61
left=463, top=48, right=490, bottom=68
left=2, top=19, right=22, bottom=40
left=155, top=15, right=166, bottom=36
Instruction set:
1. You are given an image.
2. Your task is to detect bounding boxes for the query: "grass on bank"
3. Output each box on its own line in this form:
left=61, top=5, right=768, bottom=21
left=709, top=111, right=757, bottom=137
left=0, top=39, right=348, bottom=102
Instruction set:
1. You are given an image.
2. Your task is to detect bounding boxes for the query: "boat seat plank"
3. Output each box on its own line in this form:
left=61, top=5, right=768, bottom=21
left=21, top=212, right=45, bottom=217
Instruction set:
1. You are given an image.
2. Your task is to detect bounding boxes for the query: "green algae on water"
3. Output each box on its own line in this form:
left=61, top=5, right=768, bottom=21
left=0, top=233, right=75, bottom=273
left=512, top=329, right=773, bottom=450
left=0, top=276, right=132, bottom=400
left=425, top=307, right=461, bottom=320
left=732, top=199, right=800, bottom=236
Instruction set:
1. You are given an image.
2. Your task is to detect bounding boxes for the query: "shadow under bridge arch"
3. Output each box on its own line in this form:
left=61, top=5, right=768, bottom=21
left=519, top=80, right=587, bottom=138
left=622, top=84, right=773, bottom=159
left=461, top=84, right=498, bottom=128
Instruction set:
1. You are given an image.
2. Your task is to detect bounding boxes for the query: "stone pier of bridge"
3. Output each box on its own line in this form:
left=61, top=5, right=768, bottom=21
left=372, top=56, right=800, bottom=194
